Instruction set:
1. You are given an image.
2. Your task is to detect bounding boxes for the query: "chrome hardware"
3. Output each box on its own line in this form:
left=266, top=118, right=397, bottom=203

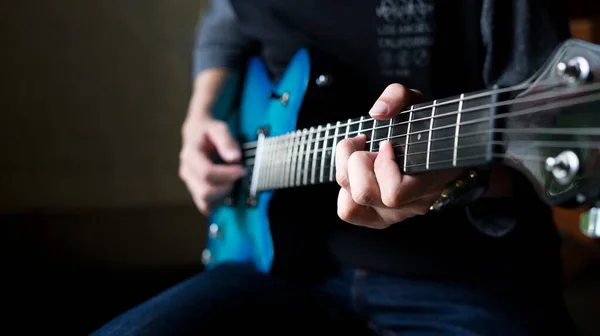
left=544, top=150, right=579, bottom=185
left=580, top=205, right=600, bottom=238
left=315, top=74, right=333, bottom=87
left=556, top=56, right=591, bottom=83
left=201, top=248, right=212, bottom=265
left=268, top=91, right=290, bottom=105
left=208, top=223, right=221, bottom=238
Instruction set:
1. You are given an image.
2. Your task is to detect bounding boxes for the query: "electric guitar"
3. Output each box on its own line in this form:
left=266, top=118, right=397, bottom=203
left=202, top=38, right=600, bottom=273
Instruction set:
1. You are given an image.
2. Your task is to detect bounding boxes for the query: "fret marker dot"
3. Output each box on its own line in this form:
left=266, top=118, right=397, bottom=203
left=418, top=134, right=422, bottom=140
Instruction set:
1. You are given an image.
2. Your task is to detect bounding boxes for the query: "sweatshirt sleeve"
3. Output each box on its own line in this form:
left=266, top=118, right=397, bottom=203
left=480, top=0, right=571, bottom=87
left=192, top=0, right=254, bottom=77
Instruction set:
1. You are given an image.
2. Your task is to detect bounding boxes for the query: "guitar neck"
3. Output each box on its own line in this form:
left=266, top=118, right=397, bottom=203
left=249, top=89, right=502, bottom=192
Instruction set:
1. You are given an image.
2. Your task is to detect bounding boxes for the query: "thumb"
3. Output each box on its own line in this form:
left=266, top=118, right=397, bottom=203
left=206, top=122, right=242, bottom=163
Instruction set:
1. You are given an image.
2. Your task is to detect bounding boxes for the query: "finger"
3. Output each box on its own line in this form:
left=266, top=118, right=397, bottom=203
left=347, top=151, right=382, bottom=207
left=181, top=144, right=245, bottom=184
left=335, top=135, right=367, bottom=189
left=179, top=166, right=233, bottom=214
left=206, top=121, right=242, bottom=163
left=338, top=188, right=414, bottom=228
left=206, top=164, right=246, bottom=184
left=337, top=187, right=383, bottom=228
left=368, top=84, right=425, bottom=120
left=374, top=140, right=404, bottom=208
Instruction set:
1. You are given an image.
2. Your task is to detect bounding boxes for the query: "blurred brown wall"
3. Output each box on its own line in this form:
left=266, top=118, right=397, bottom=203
left=1, top=0, right=210, bottom=268
left=2, top=0, right=206, bottom=210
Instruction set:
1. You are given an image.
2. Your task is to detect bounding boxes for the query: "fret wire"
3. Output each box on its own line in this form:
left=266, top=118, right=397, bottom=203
left=330, top=121, right=340, bottom=181
left=275, top=137, right=282, bottom=187
left=297, top=129, right=307, bottom=187
left=358, top=116, right=364, bottom=135
left=387, top=118, right=393, bottom=144
left=276, top=136, right=283, bottom=188
left=269, top=137, right=281, bottom=189
left=453, top=94, right=464, bottom=167
left=288, top=133, right=296, bottom=186
left=370, top=119, right=377, bottom=152
left=264, top=138, right=272, bottom=190
left=311, top=125, right=322, bottom=184
left=290, top=130, right=300, bottom=187
left=261, top=138, right=268, bottom=190
left=403, top=105, right=414, bottom=171
left=426, top=100, right=436, bottom=169
left=303, top=127, right=314, bottom=186
left=279, top=135, right=287, bottom=187
left=345, top=118, right=351, bottom=138
left=270, top=137, right=277, bottom=189
left=283, top=133, right=292, bottom=187
left=320, top=124, right=330, bottom=183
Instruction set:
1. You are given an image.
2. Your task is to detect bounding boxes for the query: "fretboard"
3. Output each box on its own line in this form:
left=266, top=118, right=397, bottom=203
left=247, top=90, right=498, bottom=192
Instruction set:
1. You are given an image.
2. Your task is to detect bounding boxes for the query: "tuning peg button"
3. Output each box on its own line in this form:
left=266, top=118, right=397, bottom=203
left=544, top=150, right=579, bottom=185
left=556, top=56, right=590, bottom=83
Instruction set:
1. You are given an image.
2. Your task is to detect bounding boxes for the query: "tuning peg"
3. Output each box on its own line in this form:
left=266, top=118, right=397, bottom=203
left=579, top=203, right=600, bottom=238
left=556, top=56, right=591, bottom=83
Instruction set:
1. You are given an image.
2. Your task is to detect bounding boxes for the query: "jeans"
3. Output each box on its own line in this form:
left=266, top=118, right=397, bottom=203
left=91, top=263, right=573, bottom=336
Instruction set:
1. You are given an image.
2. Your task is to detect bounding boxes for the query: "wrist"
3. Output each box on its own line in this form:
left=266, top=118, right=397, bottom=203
left=182, top=110, right=212, bottom=144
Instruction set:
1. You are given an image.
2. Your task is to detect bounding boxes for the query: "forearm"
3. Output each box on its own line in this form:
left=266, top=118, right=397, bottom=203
left=188, top=68, right=232, bottom=118
left=183, top=68, right=238, bottom=142
left=184, top=0, right=250, bottom=141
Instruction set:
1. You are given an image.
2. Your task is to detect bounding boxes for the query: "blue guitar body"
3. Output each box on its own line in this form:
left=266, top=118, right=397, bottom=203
left=204, top=50, right=313, bottom=273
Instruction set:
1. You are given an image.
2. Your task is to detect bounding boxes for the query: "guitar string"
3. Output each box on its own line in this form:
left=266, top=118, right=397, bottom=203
left=242, top=80, right=600, bottom=150
left=250, top=126, right=600, bottom=188
left=249, top=137, right=600, bottom=190
left=241, top=91, right=600, bottom=163
left=246, top=139, right=600, bottom=166
left=244, top=128, right=600, bottom=160
left=251, top=151, right=589, bottom=190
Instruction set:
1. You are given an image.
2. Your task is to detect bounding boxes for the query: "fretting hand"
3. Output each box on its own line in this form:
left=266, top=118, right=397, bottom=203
left=335, top=84, right=463, bottom=229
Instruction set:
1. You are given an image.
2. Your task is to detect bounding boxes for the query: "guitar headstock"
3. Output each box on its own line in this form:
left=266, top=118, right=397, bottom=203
left=501, top=39, right=600, bottom=208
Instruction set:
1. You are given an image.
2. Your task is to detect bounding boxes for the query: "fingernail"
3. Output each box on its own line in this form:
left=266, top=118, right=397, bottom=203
left=225, top=150, right=240, bottom=160
left=378, top=140, right=389, bottom=149
left=369, top=101, right=389, bottom=116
